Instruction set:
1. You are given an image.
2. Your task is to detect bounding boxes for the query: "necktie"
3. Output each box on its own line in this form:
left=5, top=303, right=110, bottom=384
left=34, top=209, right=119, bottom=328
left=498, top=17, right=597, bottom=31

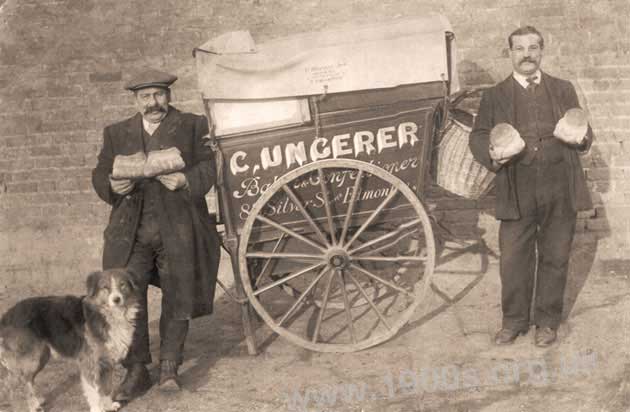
left=526, top=76, right=538, bottom=93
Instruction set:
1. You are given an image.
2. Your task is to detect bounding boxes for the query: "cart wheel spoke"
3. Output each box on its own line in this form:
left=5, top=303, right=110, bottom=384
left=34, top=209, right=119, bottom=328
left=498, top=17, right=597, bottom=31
left=282, top=184, right=330, bottom=247
left=338, top=270, right=357, bottom=344
left=278, top=266, right=331, bottom=327
left=312, top=270, right=337, bottom=344
left=256, top=215, right=326, bottom=252
left=349, top=218, right=421, bottom=255
left=343, top=185, right=399, bottom=249
left=347, top=270, right=391, bottom=331
left=355, top=228, right=418, bottom=256
left=318, top=168, right=337, bottom=245
left=254, top=234, right=287, bottom=288
left=246, top=252, right=323, bottom=260
left=349, top=263, right=414, bottom=297
left=254, top=262, right=326, bottom=297
left=339, top=169, right=364, bottom=245
left=351, top=255, right=427, bottom=263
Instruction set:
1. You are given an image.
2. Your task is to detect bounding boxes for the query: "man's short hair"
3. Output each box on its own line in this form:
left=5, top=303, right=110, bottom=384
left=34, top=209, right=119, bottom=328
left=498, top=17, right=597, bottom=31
left=508, top=26, right=544, bottom=50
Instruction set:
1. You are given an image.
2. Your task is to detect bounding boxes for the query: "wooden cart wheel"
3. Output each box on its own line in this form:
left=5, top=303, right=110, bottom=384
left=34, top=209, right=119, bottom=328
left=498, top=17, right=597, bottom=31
left=238, top=159, right=436, bottom=352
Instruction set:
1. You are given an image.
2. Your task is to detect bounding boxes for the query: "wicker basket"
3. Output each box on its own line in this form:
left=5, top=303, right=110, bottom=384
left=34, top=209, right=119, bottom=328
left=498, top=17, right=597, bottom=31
left=435, top=118, right=495, bottom=199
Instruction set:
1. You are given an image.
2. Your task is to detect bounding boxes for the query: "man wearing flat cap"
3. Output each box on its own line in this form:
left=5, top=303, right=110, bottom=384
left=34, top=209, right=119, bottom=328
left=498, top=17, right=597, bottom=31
left=92, top=68, right=220, bottom=398
left=469, top=26, right=593, bottom=347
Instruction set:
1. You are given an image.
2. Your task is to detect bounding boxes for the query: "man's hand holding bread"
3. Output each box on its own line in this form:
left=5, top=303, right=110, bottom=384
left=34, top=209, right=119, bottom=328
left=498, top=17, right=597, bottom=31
left=553, top=108, right=588, bottom=146
left=110, top=147, right=187, bottom=192
left=489, top=123, right=526, bottom=166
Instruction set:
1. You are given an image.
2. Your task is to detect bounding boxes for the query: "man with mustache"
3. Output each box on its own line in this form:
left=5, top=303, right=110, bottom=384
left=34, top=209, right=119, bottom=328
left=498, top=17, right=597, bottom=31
left=92, top=68, right=221, bottom=399
left=469, top=26, right=593, bottom=347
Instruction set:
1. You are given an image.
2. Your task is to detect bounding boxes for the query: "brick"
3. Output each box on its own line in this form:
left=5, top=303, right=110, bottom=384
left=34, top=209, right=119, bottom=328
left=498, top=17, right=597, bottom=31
left=0, top=115, right=27, bottom=137
left=89, top=71, right=122, bottom=83
left=38, top=120, right=100, bottom=133
left=584, top=91, right=630, bottom=105
left=7, top=182, right=38, bottom=194
left=56, top=178, right=81, bottom=192
left=36, top=156, right=86, bottom=168
left=591, top=117, right=630, bottom=130
left=37, top=181, right=56, bottom=192
left=29, top=97, right=87, bottom=112
left=2, top=206, right=43, bottom=221
left=46, top=83, right=85, bottom=98
left=528, top=6, right=565, bottom=17
left=579, top=67, right=620, bottom=79
left=29, top=146, right=63, bottom=157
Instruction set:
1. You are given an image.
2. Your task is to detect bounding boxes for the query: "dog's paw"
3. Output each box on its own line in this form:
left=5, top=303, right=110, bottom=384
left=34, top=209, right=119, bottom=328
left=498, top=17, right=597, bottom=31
left=27, top=397, right=46, bottom=412
left=102, top=399, right=121, bottom=412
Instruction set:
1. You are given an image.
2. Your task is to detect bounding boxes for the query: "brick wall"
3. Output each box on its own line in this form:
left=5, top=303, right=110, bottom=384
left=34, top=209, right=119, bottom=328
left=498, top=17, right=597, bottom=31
left=0, top=0, right=628, bottom=294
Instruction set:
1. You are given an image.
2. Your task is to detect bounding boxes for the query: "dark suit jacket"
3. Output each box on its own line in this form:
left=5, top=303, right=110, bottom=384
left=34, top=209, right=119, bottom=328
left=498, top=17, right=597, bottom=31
left=469, top=72, right=593, bottom=220
left=92, top=106, right=220, bottom=319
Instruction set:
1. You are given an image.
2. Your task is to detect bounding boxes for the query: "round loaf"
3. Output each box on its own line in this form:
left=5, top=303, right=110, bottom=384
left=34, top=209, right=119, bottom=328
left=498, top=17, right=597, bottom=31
left=489, top=123, right=525, bottom=160
left=554, top=108, right=588, bottom=144
left=564, top=108, right=588, bottom=128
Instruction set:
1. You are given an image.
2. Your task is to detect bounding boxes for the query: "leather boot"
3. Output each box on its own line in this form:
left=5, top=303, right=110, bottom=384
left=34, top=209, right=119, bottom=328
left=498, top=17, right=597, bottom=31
left=534, top=327, right=557, bottom=347
left=113, top=363, right=152, bottom=401
left=494, top=327, right=528, bottom=345
left=159, top=360, right=181, bottom=392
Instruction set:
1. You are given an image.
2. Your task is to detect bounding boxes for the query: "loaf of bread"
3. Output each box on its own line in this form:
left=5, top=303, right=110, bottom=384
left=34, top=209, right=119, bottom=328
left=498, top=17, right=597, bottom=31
left=143, top=147, right=186, bottom=177
left=489, top=123, right=525, bottom=161
left=112, top=152, right=147, bottom=179
left=554, top=108, right=588, bottom=145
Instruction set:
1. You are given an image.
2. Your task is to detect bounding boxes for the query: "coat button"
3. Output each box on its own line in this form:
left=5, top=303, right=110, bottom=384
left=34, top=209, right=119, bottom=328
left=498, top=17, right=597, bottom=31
left=534, top=147, right=539, bottom=152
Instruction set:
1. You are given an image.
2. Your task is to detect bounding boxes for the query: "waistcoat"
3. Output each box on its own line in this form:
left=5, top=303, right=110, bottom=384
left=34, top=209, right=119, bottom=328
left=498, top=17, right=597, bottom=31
left=513, top=78, right=564, bottom=165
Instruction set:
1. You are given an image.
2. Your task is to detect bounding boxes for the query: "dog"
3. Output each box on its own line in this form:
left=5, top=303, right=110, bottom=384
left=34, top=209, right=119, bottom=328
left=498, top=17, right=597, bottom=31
left=0, top=268, right=141, bottom=412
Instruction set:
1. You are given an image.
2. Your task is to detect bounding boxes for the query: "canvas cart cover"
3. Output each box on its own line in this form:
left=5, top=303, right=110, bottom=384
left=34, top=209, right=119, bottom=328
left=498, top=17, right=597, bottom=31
left=194, top=14, right=459, bottom=100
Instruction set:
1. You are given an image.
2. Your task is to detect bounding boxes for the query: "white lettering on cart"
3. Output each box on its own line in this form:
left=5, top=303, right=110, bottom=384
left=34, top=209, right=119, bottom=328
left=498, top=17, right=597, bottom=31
left=398, top=122, right=419, bottom=146
left=229, top=121, right=421, bottom=176
left=376, top=126, right=397, bottom=153
left=331, top=133, right=353, bottom=158
left=285, top=142, right=308, bottom=169
left=260, top=146, right=283, bottom=170
left=234, top=156, right=419, bottom=221
left=310, top=137, right=331, bottom=161
left=353, top=131, right=376, bottom=155
left=230, top=151, right=249, bottom=174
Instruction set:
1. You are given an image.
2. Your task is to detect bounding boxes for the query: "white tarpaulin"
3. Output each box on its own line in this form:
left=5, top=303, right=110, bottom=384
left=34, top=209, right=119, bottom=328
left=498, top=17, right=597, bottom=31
left=195, top=14, right=459, bottom=100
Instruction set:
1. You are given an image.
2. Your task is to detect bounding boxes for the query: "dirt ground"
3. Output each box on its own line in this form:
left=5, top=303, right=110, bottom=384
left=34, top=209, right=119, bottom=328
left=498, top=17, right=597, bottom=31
left=1, top=231, right=629, bottom=412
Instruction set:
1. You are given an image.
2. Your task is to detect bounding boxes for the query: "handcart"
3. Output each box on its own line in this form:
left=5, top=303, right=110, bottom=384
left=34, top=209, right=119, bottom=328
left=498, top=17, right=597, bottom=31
left=193, top=15, right=490, bottom=354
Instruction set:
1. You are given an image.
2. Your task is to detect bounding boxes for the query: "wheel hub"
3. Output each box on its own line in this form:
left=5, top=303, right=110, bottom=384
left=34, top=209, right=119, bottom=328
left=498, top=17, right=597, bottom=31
left=327, top=248, right=350, bottom=269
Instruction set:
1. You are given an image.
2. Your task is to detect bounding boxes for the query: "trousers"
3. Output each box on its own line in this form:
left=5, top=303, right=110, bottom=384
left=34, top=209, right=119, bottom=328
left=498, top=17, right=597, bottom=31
left=498, top=158, right=576, bottom=330
left=123, top=212, right=189, bottom=366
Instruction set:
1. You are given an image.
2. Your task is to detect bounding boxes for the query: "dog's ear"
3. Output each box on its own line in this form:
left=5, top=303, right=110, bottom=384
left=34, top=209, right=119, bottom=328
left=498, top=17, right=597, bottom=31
left=86, top=271, right=102, bottom=296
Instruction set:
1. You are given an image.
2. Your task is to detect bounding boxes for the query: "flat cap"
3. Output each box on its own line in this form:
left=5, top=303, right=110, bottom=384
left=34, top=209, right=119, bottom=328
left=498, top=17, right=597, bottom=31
left=124, top=68, right=178, bottom=91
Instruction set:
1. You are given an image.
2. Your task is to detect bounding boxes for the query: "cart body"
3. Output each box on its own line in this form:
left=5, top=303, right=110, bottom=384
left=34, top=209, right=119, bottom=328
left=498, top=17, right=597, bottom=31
left=195, top=15, right=459, bottom=353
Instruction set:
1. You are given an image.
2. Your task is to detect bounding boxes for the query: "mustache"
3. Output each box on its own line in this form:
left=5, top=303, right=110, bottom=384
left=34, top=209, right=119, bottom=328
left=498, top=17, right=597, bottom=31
left=520, top=57, right=537, bottom=64
left=144, top=105, right=167, bottom=114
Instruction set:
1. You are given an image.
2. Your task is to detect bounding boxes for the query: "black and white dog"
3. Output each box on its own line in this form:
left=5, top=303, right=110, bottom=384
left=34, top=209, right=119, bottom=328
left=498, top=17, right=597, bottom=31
left=0, top=269, right=141, bottom=412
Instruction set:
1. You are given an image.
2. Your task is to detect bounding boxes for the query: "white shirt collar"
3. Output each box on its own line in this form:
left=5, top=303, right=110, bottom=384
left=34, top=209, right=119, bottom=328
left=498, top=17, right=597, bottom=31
left=513, top=70, right=541, bottom=89
left=142, top=117, right=161, bottom=136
